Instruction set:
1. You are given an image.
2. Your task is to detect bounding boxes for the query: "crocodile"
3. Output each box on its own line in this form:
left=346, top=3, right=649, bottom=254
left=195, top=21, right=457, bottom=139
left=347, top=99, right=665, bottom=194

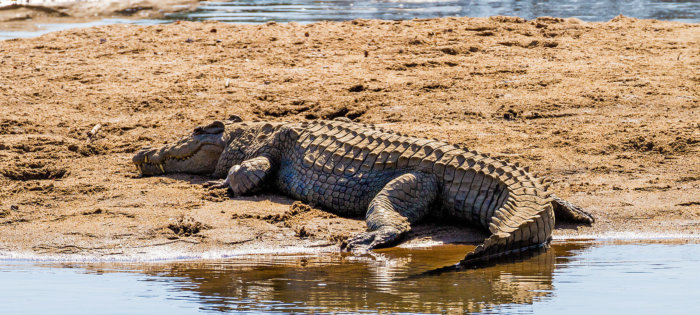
left=133, top=116, right=594, bottom=266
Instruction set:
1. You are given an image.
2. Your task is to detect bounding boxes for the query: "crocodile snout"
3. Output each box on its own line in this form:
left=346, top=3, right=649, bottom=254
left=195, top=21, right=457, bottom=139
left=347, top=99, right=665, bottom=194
left=133, top=147, right=165, bottom=175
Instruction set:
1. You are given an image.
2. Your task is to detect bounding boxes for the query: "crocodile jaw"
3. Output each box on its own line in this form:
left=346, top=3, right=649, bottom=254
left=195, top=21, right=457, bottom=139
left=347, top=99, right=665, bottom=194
left=133, top=133, right=225, bottom=176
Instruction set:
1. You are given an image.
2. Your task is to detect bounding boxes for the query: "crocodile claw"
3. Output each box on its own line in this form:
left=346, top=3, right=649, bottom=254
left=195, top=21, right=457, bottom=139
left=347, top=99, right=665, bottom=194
left=341, top=226, right=402, bottom=252
left=203, top=179, right=228, bottom=190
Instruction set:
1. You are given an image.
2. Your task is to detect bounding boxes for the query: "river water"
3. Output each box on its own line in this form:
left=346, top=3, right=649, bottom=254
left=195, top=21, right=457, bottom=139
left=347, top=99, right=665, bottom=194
left=171, top=0, right=700, bottom=24
left=1, top=1, right=698, bottom=313
left=0, top=0, right=698, bottom=39
left=1, top=240, right=699, bottom=314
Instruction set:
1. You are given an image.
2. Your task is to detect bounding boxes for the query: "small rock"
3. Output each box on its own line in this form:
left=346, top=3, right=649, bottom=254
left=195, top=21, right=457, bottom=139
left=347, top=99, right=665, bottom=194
left=348, top=84, right=365, bottom=92
left=503, top=109, right=520, bottom=120
left=10, top=205, right=19, bottom=211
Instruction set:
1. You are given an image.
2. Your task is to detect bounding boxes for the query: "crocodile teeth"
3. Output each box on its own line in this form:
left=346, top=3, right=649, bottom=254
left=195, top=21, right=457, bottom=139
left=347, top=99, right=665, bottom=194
left=144, top=156, right=149, bottom=163
left=159, top=164, right=165, bottom=173
left=136, top=163, right=143, bottom=174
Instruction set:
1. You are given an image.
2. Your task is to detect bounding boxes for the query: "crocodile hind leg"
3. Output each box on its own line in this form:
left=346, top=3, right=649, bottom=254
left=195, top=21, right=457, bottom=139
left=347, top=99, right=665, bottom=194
left=204, top=156, right=275, bottom=195
left=551, top=194, right=595, bottom=224
left=342, top=172, right=438, bottom=251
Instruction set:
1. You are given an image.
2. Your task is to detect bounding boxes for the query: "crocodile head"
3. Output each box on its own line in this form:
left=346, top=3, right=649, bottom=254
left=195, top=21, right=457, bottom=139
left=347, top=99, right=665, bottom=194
left=133, top=120, right=227, bottom=176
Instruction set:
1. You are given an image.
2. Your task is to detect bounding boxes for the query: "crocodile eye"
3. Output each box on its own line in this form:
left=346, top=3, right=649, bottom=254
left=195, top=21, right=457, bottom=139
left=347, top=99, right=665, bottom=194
left=202, top=121, right=225, bottom=134
left=192, top=121, right=224, bottom=135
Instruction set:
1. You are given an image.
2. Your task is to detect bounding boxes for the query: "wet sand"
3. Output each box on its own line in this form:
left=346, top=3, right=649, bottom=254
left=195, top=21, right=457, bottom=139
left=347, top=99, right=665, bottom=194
left=0, top=16, right=698, bottom=260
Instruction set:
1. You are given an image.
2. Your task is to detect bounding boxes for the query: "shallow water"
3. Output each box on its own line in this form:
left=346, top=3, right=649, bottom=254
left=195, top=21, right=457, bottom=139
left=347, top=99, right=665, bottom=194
left=173, top=0, right=700, bottom=24
left=1, top=240, right=699, bottom=314
left=0, top=18, right=162, bottom=40
left=1, top=0, right=698, bottom=40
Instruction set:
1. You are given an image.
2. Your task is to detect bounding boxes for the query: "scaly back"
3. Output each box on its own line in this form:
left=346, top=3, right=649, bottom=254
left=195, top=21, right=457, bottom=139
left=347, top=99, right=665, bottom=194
left=281, top=120, right=555, bottom=264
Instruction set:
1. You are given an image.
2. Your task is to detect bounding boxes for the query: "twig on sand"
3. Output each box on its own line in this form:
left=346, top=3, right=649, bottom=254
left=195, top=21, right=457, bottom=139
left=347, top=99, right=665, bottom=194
left=87, top=123, right=102, bottom=143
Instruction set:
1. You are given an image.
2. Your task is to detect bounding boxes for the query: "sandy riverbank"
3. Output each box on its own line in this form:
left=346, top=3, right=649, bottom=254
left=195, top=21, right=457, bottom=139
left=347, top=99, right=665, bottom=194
left=0, top=16, right=698, bottom=260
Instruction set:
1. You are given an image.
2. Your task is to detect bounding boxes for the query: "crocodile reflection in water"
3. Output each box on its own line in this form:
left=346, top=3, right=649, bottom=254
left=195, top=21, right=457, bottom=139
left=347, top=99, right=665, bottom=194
left=94, top=242, right=591, bottom=313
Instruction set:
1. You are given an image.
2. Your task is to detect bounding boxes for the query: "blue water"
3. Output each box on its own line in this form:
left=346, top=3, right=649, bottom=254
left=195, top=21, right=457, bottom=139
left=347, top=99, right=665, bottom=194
left=1, top=0, right=698, bottom=40
left=1, top=241, right=699, bottom=314
left=172, top=0, right=700, bottom=24
left=496, top=242, right=700, bottom=314
left=0, top=266, right=198, bottom=314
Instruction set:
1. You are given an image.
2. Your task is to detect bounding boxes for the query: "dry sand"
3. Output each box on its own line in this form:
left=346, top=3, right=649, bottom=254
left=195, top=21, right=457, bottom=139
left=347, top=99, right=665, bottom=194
left=0, top=16, right=698, bottom=260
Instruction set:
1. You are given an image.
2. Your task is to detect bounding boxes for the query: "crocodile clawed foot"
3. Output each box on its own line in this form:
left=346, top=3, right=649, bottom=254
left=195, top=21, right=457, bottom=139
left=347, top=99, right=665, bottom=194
left=203, top=179, right=228, bottom=190
left=551, top=194, right=596, bottom=225
left=341, top=226, right=402, bottom=252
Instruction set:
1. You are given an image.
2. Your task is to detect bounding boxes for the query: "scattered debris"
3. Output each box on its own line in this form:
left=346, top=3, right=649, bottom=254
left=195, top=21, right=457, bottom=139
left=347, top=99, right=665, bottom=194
left=203, top=188, right=230, bottom=202
left=295, top=226, right=313, bottom=238
left=1, top=162, right=67, bottom=180
left=167, top=216, right=210, bottom=237
left=231, top=201, right=312, bottom=224
left=82, top=208, right=103, bottom=215
left=502, top=109, right=521, bottom=120
left=329, top=233, right=350, bottom=244
left=348, top=84, right=365, bottom=92
left=86, top=124, right=102, bottom=143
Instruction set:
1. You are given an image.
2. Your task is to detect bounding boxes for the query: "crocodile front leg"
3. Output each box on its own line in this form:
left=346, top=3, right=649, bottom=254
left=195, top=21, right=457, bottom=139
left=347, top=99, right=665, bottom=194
left=342, top=172, right=438, bottom=251
left=204, top=156, right=275, bottom=195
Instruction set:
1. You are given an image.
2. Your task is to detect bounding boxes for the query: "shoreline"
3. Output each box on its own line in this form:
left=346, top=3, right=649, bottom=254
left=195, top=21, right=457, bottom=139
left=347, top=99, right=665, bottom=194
left=0, top=0, right=200, bottom=17
left=0, top=0, right=199, bottom=36
left=2, top=236, right=698, bottom=262
left=0, top=16, right=698, bottom=261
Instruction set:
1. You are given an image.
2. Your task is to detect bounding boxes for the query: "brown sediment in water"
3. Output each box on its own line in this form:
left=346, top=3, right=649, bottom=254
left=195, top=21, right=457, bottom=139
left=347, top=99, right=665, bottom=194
left=0, top=16, right=698, bottom=259
left=75, top=243, right=581, bottom=313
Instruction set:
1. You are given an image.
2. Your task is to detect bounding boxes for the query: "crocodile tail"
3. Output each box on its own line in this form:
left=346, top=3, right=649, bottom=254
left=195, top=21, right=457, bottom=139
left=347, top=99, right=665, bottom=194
left=459, top=201, right=554, bottom=266
left=412, top=198, right=555, bottom=276
left=461, top=167, right=555, bottom=267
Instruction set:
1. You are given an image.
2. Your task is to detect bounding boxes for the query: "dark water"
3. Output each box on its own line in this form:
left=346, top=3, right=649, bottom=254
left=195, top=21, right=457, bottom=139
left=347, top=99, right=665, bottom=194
left=171, top=0, right=700, bottom=24
left=1, top=241, right=699, bottom=314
